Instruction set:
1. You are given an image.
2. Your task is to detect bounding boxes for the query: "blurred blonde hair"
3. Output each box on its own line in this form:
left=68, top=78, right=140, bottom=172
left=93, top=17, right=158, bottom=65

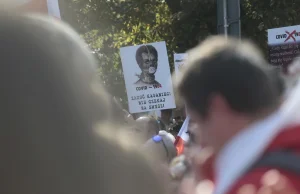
left=0, top=11, right=164, bottom=194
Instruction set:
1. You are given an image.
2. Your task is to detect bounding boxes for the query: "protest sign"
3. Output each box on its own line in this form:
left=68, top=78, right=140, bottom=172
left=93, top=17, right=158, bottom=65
left=174, top=53, right=188, bottom=77
left=268, top=25, right=300, bottom=72
left=15, top=0, right=61, bottom=19
left=120, top=41, right=176, bottom=113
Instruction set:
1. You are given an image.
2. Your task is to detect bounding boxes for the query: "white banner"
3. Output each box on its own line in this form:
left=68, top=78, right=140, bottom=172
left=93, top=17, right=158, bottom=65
left=47, top=0, right=61, bottom=19
left=174, top=53, right=188, bottom=77
left=120, top=41, right=176, bottom=113
left=14, top=0, right=61, bottom=19
left=268, top=25, right=300, bottom=45
left=268, top=25, right=300, bottom=72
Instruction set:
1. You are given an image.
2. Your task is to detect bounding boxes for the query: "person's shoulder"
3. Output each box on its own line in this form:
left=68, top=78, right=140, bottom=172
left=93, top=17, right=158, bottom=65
left=227, top=168, right=300, bottom=194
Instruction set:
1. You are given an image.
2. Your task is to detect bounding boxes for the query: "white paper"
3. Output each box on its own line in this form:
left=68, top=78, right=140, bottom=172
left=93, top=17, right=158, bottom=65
left=268, top=25, right=300, bottom=45
left=120, top=41, right=176, bottom=113
left=47, top=0, right=61, bottom=19
left=174, top=53, right=188, bottom=77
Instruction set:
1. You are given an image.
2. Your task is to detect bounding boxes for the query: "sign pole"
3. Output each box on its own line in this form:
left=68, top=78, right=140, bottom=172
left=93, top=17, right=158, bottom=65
left=223, top=0, right=228, bottom=38
left=217, top=0, right=241, bottom=38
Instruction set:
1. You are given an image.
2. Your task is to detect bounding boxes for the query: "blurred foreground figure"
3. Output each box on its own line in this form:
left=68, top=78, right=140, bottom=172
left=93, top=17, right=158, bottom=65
left=177, top=36, right=300, bottom=194
left=0, top=11, right=164, bottom=194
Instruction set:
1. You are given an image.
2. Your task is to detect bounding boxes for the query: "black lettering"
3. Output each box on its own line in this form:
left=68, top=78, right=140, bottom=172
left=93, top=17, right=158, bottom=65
left=131, top=95, right=145, bottom=100
left=136, top=86, right=148, bottom=91
left=138, top=100, right=146, bottom=105
left=276, top=34, right=287, bottom=39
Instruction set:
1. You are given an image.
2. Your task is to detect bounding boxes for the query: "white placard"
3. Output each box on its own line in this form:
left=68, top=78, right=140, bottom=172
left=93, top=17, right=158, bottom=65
left=268, top=25, right=300, bottom=72
left=268, top=25, right=300, bottom=45
left=174, top=53, right=188, bottom=77
left=12, top=0, right=61, bottom=19
left=120, top=41, right=176, bottom=113
left=47, top=0, right=61, bottom=19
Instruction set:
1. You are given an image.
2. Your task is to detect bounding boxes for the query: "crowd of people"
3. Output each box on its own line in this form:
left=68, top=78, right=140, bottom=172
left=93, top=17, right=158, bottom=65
left=2, top=9, right=300, bottom=194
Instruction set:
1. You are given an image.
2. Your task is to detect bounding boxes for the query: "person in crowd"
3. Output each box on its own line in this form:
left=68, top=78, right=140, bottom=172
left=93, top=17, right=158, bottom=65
left=0, top=11, right=165, bottom=194
left=141, top=130, right=178, bottom=194
left=142, top=130, right=177, bottom=164
left=131, top=116, right=160, bottom=143
left=177, top=36, right=300, bottom=194
left=169, top=121, right=200, bottom=194
left=169, top=116, right=184, bottom=137
left=158, top=109, right=173, bottom=131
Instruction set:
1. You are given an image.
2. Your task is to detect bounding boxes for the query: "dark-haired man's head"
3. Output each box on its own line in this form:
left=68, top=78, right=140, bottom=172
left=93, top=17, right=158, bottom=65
left=177, top=36, right=280, bottom=153
left=136, top=45, right=158, bottom=76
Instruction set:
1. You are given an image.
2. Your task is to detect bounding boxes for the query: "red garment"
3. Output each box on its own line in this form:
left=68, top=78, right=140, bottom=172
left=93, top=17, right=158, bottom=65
left=200, top=125, right=300, bottom=194
left=228, top=125, right=300, bottom=193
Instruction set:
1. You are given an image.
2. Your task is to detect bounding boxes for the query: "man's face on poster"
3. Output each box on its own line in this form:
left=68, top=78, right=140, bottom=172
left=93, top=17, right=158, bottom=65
left=140, top=52, right=158, bottom=75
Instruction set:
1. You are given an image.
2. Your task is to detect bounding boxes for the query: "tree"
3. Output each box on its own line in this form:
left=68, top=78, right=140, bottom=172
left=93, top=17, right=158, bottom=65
left=58, top=0, right=300, bottom=108
left=59, top=0, right=176, bottom=108
left=241, top=0, right=300, bottom=56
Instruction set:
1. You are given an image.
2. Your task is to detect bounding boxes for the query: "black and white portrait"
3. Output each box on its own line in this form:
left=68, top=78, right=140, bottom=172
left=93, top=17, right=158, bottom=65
left=120, top=41, right=176, bottom=113
left=134, top=45, right=161, bottom=86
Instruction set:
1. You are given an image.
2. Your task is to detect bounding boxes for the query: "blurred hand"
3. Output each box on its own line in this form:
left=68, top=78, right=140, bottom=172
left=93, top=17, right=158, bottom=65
left=237, top=170, right=297, bottom=194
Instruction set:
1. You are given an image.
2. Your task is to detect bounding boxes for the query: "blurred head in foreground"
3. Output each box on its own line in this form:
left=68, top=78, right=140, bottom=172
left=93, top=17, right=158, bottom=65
left=177, top=36, right=281, bottom=153
left=0, top=11, right=164, bottom=194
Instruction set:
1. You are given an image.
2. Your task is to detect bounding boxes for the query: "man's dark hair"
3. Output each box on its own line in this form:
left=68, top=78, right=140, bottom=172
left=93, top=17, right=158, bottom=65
left=135, top=45, right=158, bottom=67
left=177, top=36, right=280, bottom=118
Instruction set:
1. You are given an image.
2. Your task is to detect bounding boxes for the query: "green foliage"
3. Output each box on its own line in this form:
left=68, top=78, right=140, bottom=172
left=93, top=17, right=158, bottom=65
left=58, top=0, right=300, bottom=108
left=241, top=0, right=300, bottom=56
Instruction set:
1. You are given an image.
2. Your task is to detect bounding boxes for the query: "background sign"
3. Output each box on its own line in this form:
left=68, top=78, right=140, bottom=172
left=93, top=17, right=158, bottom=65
left=174, top=53, right=188, bottom=77
left=120, top=41, right=176, bottom=113
left=15, top=0, right=61, bottom=19
left=268, top=25, right=300, bottom=72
